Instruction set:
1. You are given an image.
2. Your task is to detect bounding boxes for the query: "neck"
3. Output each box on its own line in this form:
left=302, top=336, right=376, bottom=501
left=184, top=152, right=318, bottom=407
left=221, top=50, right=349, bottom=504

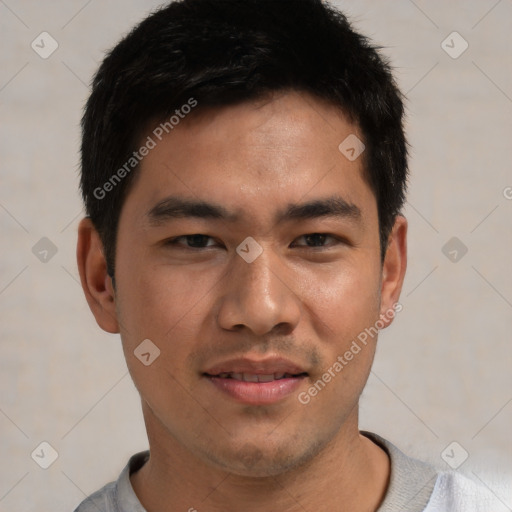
left=131, top=405, right=390, bottom=512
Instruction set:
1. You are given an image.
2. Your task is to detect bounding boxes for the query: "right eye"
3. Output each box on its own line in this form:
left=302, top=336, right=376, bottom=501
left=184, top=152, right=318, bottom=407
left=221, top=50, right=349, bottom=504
left=163, top=234, right=220, bottom=249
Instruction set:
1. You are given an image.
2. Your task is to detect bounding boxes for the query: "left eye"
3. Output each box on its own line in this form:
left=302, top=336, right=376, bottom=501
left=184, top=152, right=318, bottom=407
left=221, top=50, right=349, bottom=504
left=292, top=233, right=340, bottom=248
left=165, top=233, right=340, bottom=249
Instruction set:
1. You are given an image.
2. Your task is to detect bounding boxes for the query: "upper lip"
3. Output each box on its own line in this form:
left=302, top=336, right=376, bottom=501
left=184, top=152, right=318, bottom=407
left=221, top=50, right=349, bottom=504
left=203, top=357, right=308, bottom=376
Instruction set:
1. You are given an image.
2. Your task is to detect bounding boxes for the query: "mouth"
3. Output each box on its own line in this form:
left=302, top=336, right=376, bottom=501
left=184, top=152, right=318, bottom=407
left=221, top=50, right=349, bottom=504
left=204, top=371, right=308, bottom=382
left=203, top=371, right=309, bottom=405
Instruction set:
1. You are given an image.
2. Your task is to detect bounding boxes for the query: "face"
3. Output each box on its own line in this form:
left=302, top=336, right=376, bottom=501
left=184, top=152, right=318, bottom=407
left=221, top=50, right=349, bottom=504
left=81, top=90, right=406, bottom=477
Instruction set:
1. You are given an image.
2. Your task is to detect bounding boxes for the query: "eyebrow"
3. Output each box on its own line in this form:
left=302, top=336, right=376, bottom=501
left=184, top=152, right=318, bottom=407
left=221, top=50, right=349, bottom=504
left=146, top=195, right=362, bottom=226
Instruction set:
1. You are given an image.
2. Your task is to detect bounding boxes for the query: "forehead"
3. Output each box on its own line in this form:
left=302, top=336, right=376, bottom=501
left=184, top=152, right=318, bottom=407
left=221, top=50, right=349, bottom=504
left=122, top=90, right=376, bottom=229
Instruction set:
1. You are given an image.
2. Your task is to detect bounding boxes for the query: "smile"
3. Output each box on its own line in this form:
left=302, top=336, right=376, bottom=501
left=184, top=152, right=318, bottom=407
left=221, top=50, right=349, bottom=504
left=204, top=373, right=308, bottom=405
left=210, top=372, right=307, bottom=382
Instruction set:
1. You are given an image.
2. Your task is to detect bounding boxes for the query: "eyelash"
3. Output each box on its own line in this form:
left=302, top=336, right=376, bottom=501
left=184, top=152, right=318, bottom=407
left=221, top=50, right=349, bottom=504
left=163, top=233, right=345, bottom=250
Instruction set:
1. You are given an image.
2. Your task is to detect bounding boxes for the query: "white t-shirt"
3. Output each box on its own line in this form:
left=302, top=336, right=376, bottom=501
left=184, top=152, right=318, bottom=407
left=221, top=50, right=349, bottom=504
left=423, top=471, right=511, bottom=512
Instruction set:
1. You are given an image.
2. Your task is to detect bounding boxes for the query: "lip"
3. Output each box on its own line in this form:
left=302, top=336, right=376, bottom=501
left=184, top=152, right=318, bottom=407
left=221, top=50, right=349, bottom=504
left=205, top=374, right=307, bottom=405
left=202, top=357, right=309, bottom=405
left=203, top=357, right=307, bottom=376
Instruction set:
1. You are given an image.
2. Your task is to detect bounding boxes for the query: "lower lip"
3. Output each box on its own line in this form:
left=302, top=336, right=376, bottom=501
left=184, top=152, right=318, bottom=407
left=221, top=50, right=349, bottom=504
left=205, top=375, right=306, bottom=405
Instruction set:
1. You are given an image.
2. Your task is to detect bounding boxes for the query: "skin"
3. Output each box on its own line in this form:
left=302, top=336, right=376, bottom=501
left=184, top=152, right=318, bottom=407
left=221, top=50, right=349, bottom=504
left=77, top=90, right=407, bottom=512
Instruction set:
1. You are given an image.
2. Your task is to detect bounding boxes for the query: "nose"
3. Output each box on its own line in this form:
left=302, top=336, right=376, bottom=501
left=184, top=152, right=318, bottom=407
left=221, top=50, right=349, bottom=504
left=216, top=243, right=301, bottom=336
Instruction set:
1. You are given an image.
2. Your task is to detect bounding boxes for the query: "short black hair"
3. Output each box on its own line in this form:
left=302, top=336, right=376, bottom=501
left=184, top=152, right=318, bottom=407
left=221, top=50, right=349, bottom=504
left=80, top=0, right=408, bottom=277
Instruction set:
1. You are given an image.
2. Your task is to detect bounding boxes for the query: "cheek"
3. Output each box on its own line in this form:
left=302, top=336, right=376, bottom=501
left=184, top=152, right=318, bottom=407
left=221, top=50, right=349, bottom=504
left=117, top=260, right=218, bottom=343
left=116, top=265, right=209, bottom=412
left=114, top=264, right=217, bottom=403
left=299, top=260, right=381, bottom=340
left=296, top=265, right=380, bottom=422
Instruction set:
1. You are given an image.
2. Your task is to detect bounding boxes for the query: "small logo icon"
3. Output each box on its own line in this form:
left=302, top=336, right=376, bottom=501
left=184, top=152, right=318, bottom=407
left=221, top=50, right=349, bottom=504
left=338, top=134, right=365, bottom=161
left=236, top=237, right=263, bottom=263
left=442, top=236, right=468, bottom=263
left=441, top=31, right=468, bottom=59
left=441, top=441, right=469, bottom=469
left=31, top=441, right=59, bottom=469
left=32, top=237, right=58, bottom=263
left=134, top=339, right=161, bottom=366
left=503, top=186, right=512, bottom=200
left=31, top=32, right=59, bottom=59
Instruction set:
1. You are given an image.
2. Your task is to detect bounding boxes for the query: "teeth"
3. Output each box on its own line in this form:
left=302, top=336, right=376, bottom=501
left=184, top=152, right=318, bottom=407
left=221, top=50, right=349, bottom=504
left=257, top=374, right=276, bottom=383
left=217, top=372, right=294, bottom=382
left=242, top=373, right=259, bottom=382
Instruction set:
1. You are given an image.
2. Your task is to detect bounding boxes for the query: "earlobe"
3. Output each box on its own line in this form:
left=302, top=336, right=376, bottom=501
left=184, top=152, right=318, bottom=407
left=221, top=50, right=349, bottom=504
left=76, top=217, right=120, bottom=334
left=379, top=216, right=407, bottom=328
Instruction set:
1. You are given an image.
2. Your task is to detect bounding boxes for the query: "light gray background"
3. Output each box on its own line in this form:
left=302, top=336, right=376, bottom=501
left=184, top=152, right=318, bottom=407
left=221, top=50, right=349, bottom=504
left=1, top=0, right=511, bottom=510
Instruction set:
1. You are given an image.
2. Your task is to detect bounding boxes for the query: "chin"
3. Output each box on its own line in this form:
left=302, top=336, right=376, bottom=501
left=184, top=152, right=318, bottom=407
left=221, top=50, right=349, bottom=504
left=200, top=437, right=326, bottom=478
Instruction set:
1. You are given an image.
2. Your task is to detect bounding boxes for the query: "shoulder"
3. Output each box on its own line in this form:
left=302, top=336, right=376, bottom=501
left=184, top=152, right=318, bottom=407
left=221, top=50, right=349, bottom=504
left=362, top=431, right=440, bottom=512
left=73, top=481, right=117, bottom=512
left=425, top=470, right=511, bottom=512
left=72, top=451, right=150, bottom=512
left=362, top=431, right=511, bottom=512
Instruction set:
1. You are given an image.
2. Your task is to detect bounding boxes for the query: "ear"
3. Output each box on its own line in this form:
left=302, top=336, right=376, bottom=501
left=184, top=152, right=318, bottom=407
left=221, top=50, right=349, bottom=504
left=76, top=217, right=119, bottom=333
left=379, top=215, right=407, bottom=328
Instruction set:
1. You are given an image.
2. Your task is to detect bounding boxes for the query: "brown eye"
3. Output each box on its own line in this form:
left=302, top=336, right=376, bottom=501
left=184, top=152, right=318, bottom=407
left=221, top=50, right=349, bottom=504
left=292, top=233, right=340, bottom=248
left=165, top=234, right=217, bottom=248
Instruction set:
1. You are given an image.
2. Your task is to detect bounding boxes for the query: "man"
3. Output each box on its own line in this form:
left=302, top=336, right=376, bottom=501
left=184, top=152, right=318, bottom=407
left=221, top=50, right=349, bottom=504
left=74, top=0, right=497, bottom=510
